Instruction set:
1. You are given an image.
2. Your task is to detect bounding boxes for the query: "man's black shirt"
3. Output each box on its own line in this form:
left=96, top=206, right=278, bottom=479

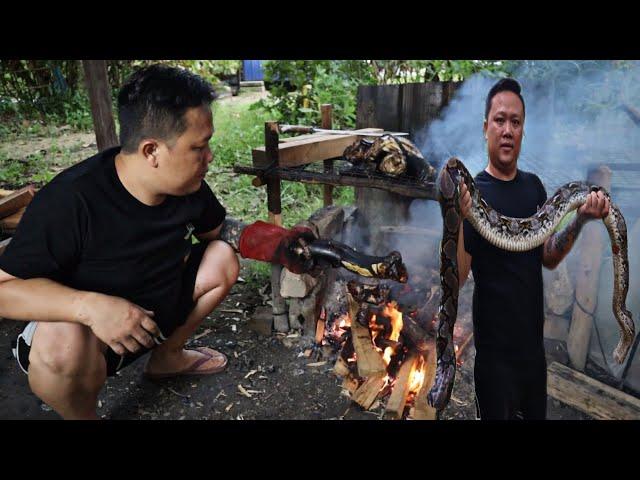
left=463, top=169, right=548, bottom=362
left=0, top=147, right=226, bottom=335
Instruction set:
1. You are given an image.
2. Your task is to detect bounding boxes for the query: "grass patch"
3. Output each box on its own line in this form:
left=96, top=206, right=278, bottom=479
left=208, top=94, right=354, bottom=228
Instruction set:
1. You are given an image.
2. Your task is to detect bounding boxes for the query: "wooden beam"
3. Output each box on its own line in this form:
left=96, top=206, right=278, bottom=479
left=352, top=373, right=386, bottom=410
left=567, top=166, right=612, bottom=371
left=547, top=361, right=640, bottom=420
left=0, top=186, right=35, bottom=219
left=333, top=356, right=351, bottom=378
left=0, top=207, right=26, bottom=234
left=82, top=60, right=118, bottom=152
left=347, top=293, right=387, bottom=378
left=384, top=352, right=419, bottom=419
left=233, top=165, right=437, bottom=200
left=411, top=347, right=438, bottom=420
left=264, top=121, right=288, bottom=333
left=252, top=134, right=357, bottom=168
left=321, top=104, right=334, bottom=207
left=277, top=128, right=383, bottom=144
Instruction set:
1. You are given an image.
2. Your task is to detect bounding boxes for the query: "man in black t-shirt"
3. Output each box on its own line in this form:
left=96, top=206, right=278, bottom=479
left=0, top=65, right=315, bottom=419
left=456, top=78, right=610, bottom=419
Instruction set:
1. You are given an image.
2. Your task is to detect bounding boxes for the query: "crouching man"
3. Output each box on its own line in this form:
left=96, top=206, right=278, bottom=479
left=0, top=65, right=315, bottom=419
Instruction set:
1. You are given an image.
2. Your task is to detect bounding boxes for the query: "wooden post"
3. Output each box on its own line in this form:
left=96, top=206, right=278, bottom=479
left=567, top=166, right=612, bottom=371
left=82, top=60, right=118, bottom=152
left=321, top=104, right=334, bottom=207
left=265, top=121, right=288, bottom=333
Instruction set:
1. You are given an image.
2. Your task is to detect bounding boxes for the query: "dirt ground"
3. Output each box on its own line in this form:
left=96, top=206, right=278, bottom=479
left=0, top=259, right=591, bottom=420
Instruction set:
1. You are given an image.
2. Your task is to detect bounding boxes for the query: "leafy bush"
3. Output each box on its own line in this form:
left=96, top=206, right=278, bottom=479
left=253, top=60, right=509, bottom=128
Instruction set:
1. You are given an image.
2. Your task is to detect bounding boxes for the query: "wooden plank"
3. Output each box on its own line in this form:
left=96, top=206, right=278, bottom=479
left=352, top=373, right=386, bottom=410
left=567, top=166, right=612, bottom=371
left=400, top=82, right=460, bottom=138
left=322, top=104, right=334, bottom=207
left=333, top=356, right=350, bottom=378
left=264, top=121, right=288, bottom=333
left=252, top=134, right=357, bottom=168
left=278, top=128, right=384, bottom=144
left=544, top=314, right=570, bottom=342
left=411, top=347, right=438, bottom=420
left=0, top=237, right=11, bottom=256
left=0, top=186, right=35, bottom=219
left=385, top=352, right=419, bottom=419
left=342, top=374, right=359, bottom=396
left=0, top=207, right=26, bottom=233
left=82, top=60, right=118, bottom=152
left=356, top=84, right=402, bottom=131
left=234, top=165, right=438, bottom=200
left=547, top=361, right=640, bottom=420
left=347, top=293, right=386, bottom=378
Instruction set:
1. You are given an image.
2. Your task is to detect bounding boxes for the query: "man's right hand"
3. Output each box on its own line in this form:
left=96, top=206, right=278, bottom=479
left=459, top=179, right=472, bottom=220
left=78, top=292, right=161, bottom=356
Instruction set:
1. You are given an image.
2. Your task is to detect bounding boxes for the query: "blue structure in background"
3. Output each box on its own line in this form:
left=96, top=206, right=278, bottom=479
left=242, top=60, right=264, bottom=81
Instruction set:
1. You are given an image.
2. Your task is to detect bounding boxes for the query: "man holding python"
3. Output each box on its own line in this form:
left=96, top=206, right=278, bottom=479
left=452, top=78, right=612, bottom=419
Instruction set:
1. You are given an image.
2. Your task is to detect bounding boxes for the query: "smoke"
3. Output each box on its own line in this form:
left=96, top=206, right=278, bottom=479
left=385, top=61, right=640, bottom=383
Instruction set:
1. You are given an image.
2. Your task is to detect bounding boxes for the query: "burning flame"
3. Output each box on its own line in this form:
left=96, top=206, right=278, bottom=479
left=381, top=302, right=403, bottom=365
left=408, top=356, right=425, bottom=394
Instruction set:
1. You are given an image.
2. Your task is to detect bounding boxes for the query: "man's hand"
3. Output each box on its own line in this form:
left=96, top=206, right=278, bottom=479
left=459, top=179, right=472, bottom=220
left=78, top=292, right=161, bottom=356
left=578, top=190, right=610, bottom=221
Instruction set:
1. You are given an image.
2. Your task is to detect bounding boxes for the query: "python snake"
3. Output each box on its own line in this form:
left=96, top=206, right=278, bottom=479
left=428, top=157, right=635, bottom=410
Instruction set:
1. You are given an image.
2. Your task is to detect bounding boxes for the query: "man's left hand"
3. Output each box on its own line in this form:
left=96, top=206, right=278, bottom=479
left=578, top=190, right=610, bottom=221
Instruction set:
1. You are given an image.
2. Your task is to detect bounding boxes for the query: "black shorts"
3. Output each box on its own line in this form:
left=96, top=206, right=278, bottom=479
left=473, top=350, right=547, bottom=420
left=12, top=241, right=209, bottom=377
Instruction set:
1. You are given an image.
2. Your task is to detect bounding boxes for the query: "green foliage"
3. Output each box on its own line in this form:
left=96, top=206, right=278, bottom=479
left=253, top=60, right=509, bottom=128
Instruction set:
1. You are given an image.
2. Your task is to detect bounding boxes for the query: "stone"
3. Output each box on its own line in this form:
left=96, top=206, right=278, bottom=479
left=288, top=299, right=304, bottom=330
left=280, top=269, right=318, bottom=298
left=247, top=306, right=273, bottom=336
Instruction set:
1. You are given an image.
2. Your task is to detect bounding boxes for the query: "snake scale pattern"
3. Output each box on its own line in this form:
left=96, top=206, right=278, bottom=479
left=428, top=157, right=636, bottom=410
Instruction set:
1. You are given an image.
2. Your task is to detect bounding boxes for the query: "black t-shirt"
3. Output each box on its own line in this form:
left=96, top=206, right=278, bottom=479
left=0, top=147, right=226, bottom=335
left=463, top=169, right=548, bottom=362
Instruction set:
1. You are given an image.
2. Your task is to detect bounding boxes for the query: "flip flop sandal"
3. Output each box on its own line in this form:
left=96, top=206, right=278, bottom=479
left=144, top=347, right=228, bottom=380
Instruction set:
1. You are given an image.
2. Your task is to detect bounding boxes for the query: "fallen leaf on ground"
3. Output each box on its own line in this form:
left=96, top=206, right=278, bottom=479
left=237, top=384, right=252, bottom=398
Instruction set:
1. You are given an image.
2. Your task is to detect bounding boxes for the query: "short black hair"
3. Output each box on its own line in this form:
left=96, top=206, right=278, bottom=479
left=117, top=64, right=217, bottom=153
left=485, top=78, right=525, bottom=120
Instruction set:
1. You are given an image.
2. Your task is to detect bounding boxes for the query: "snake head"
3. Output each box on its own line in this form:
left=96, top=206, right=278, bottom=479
left=379, top=251, right=408, bottom=283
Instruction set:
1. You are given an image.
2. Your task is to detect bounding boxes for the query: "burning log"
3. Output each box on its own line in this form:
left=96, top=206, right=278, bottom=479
left=347, top=293, right=386, bottom=378
left=333, top=356, right=351, bottom=378
left=400, top=313, right=431, bottom=353
left=352, top=373, right=387, bottom=410
left=411, top=347, right=438, bottom=420
left=384, top=352, right=420, bottom=419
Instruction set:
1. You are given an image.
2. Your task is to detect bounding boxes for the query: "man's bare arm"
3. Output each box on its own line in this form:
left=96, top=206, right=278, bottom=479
left=457, top=180, right=473, bottom=287
left=0, top=271, right=160, bottom=355
left=542, top=190, right=610, bottom=270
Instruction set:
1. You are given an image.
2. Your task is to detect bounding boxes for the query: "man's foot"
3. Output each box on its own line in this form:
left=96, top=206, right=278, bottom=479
left=143, top=346, right=227, bottom=380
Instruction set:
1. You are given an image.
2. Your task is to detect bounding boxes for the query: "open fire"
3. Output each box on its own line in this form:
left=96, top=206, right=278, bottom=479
left=317, top=278, right=473, bottom=419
